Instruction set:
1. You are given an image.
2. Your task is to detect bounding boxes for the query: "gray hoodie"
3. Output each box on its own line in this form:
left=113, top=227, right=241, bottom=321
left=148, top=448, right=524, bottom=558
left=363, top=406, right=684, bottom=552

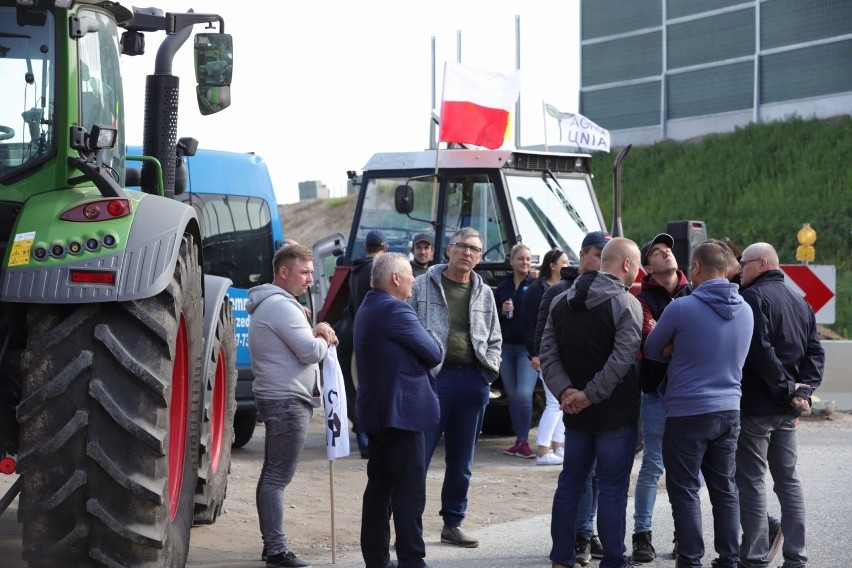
left=408, top=264, right=502, bottom=381
left=247, top=283, right=326, bottom=406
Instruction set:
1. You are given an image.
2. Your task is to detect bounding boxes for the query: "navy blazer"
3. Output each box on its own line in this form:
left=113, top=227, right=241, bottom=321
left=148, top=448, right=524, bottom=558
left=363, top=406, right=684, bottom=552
left=354, top=288, right=443, bottom=433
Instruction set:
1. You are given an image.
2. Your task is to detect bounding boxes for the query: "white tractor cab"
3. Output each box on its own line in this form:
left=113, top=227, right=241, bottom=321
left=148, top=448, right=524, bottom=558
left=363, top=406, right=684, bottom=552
left=312, top=147, right=608, bottom=434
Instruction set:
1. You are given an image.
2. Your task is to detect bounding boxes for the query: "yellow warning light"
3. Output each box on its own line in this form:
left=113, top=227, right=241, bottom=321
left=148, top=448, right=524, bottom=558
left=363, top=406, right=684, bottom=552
left=796, top=223, right=816, bottom=264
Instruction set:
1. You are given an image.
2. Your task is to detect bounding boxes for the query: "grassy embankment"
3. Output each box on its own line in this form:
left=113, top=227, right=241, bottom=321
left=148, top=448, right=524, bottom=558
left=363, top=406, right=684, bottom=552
left=588, top=116, right=852, bottom=337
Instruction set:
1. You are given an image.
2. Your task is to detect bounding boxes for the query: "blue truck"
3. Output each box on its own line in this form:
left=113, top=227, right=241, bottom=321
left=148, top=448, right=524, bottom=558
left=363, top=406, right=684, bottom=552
left=129, top=146, right=284, bottom=447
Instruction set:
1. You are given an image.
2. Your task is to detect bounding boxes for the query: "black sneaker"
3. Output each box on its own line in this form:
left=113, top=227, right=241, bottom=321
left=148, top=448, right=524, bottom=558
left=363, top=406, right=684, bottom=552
left=632, top=531, right=656, bottom=562
left=266, top=549, right=311, bottom=568
left=590, top=534, right=603, bottom=559
left=441, top=525, right=479, bottom=548
left=574, top=534, right=591, bottom=566
left=261, top=546, right=267, bottom=561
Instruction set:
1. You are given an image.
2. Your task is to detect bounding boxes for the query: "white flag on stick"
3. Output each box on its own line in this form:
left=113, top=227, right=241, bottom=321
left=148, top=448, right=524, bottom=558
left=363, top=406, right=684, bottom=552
left=322, top=345, right=350, bottom=460
left=543, top=102, right=611, bottom=152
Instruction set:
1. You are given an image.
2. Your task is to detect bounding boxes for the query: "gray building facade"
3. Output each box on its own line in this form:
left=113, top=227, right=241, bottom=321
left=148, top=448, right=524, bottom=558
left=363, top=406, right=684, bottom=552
left=579, top=0, right=852, bottom=145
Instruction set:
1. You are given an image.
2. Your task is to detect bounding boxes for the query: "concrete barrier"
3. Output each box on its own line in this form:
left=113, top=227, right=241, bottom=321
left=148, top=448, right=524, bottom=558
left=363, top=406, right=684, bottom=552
left=819, top=340, right=852, bottom=411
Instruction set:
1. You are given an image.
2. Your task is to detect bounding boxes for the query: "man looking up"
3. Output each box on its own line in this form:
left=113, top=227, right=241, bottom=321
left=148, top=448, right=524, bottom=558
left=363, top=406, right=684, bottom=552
left=632, top=233, right=692, bottom=562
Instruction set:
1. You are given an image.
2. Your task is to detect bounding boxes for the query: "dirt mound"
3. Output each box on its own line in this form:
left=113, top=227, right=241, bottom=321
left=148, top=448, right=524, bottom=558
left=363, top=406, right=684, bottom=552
left=279, top=196, right=357, bottom=249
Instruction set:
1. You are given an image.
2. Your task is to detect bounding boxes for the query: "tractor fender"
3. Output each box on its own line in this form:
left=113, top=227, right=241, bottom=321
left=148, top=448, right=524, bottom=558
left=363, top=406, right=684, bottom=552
left=117, top=194, right=201, bottom=301
left=201, top=274, right=233, bottom=378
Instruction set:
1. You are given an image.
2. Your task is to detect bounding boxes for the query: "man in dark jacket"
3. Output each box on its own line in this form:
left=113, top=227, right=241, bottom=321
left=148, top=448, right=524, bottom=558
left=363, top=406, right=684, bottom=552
left=541, top=237, right=643, bottom=568
left=533, top=229, right=610, bottom=565
left=631, top=233, right=692, bottom=562
left=342, top=229, right=388, bottom=458
left=736, top=242, right=824, bottom=568
left=355, top=252, right=443, bottom=568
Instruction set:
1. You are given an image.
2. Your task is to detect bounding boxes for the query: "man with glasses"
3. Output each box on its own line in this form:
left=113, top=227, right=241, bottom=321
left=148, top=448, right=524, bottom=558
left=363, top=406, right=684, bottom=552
left=736, top=242, right=824, bottom=568
left=409, top=227, right=502, bottom=548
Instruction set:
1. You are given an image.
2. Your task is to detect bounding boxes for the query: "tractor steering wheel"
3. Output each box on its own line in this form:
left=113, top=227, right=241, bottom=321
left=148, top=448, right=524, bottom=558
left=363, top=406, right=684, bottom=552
left=0, top=125, right=14, bottom=141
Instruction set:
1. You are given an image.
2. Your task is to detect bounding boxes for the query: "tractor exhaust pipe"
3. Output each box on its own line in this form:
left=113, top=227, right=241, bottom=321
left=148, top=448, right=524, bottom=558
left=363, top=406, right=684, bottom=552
left=611, top=144, right=632, bottom=237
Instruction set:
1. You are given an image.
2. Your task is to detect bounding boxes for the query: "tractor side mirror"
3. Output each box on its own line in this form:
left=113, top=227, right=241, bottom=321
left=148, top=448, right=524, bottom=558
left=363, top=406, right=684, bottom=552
left=394, top=185, right=414, bottom=215
left=194, top=33, right=232, bottom=115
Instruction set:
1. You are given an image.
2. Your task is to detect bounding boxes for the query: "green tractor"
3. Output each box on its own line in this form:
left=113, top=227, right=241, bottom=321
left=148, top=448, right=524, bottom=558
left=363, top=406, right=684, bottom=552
left=0, top=1, right=238, bottom=565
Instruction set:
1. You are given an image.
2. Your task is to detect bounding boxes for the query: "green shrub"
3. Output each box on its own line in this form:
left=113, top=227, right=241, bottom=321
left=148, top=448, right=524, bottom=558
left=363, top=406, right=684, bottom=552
left=590, top=116, right=852, bottom=336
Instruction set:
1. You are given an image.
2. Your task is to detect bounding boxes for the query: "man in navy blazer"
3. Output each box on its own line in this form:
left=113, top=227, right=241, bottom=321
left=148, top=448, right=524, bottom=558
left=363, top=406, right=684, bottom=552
left=354, top=252, right=443, bottom=568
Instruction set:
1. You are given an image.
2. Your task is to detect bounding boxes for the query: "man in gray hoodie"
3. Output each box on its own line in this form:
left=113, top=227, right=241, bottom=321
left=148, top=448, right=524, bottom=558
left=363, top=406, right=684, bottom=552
left=247, top=244, right=337, bottom=568
left=408, top=227, right=502, bottom=549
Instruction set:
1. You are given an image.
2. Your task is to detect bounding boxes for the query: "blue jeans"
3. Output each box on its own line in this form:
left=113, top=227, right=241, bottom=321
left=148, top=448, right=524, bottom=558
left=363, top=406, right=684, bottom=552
left=424, top=363, right=490, bottom=528
left=550, top=426, right=637, bottom=568
left=663, top=411, right=741, bottom=568
left=736, top=415, right=807, bottom=568
left=633, top=393, right=666, bottom=533
left=499, top=343, right=538, bottom=442
left=256, top=398, right=313, bottom=556
left=576, top=463, right=598, bottom=538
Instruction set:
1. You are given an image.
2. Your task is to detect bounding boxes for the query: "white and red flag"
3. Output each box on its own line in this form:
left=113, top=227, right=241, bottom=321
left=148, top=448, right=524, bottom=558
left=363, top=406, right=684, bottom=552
left=439, top=62, right=520, bottom=150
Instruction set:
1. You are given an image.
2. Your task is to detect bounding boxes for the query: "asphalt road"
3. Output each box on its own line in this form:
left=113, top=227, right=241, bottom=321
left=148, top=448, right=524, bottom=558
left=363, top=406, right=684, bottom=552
left=0, top=414, right=850, bottom=567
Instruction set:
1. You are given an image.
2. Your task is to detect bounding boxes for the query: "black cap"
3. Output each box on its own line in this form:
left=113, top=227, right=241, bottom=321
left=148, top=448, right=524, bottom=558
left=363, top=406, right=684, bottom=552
left=366, top=229, right=386, bottom=247
left=412, top=233, right=433, bottom=247
left=641, top=233, right=675, bottom=266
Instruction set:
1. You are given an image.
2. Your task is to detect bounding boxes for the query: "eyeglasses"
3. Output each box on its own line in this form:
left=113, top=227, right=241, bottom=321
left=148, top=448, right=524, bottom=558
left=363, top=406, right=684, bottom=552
left=451, top=242, right=482, bottom=254
left=739, top=258, right=762, bottom=268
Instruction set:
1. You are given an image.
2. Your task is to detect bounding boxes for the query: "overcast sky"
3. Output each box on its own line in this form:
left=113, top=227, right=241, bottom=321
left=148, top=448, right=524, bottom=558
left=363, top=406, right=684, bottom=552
left=122, top=1, right=581, bottom=205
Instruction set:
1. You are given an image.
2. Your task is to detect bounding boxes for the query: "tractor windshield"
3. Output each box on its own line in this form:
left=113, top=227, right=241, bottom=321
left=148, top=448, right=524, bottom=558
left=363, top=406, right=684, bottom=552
left=0, top=7, right=55, bottom=184
left=505, top=172, right=605, bottom=266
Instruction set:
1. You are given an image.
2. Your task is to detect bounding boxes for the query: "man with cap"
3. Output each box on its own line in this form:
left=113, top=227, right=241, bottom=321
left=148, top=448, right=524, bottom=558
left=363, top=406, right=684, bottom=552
left=631, top=233, right=692, bottom=563
left=534, top=229, right=611, bottom=566
left=344, top=229, right=389, bottom=458
left=411, top=233, right=434, bottom=277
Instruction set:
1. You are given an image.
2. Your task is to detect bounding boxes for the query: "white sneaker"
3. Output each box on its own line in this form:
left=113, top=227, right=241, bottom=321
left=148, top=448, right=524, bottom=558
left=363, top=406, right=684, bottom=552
left=536, top=450, right=564, bottom=466
left=554, top=447, right=564, bottom=459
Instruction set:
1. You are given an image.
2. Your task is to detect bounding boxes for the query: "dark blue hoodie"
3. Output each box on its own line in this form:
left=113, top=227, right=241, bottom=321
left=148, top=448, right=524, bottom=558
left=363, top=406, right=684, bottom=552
left=644, top=278, right=754, bottom=418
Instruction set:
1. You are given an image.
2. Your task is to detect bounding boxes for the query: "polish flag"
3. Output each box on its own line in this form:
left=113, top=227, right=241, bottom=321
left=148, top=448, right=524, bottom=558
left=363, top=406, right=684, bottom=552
left=439, top=62, right=521, bottom=150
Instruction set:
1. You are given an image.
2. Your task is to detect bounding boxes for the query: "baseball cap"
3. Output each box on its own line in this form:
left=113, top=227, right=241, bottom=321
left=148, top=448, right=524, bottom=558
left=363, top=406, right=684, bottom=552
left=412, top=233, right=433, bottom=247
left=581, top=230, right=612, bottom=250
left=641, top=233, right=675, bottom=266
left=365, top=229, right=386, bottom=247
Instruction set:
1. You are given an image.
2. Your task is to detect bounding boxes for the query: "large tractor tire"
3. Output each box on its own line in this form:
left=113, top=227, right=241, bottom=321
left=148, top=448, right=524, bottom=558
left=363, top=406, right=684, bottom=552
left=193, top=301, right=237, bottom=524
left=16, top=236, right=203, bottom=567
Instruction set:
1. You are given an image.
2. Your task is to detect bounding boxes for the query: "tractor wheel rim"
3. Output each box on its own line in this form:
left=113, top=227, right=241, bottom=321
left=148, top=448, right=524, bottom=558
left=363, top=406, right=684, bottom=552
left=168, top=314, right=189, bottom=520
left=210, top=348, right=226, bottom=473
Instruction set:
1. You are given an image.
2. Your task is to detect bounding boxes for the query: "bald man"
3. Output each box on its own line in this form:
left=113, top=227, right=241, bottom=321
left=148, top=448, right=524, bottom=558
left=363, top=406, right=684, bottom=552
left=736, top=242, right=824, bottom=568
left=540, top=237, right=643, bottom=568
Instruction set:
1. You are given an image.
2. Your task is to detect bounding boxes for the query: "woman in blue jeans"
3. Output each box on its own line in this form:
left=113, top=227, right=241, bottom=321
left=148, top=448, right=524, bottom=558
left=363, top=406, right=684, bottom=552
left=495, top=244, right=537, bottom=458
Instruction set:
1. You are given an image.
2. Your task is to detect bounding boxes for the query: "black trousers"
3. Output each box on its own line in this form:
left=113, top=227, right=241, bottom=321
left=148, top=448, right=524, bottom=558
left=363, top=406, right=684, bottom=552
left=361, top=428, right=427, bottom=568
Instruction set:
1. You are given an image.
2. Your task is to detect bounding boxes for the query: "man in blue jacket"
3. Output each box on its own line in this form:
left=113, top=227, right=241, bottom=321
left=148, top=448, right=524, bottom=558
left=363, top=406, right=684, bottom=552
left=645, top=240, right=754, bottom=568
left=355, top=252, right=443, bottom=568
left=736, top=242, right=824, bottom=568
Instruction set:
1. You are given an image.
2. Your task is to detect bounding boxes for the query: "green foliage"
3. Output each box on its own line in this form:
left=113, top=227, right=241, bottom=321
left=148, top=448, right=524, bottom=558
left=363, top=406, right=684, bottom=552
left=327, top=196, right=351, bottom=208
left=590, top=116, right=852, bottom=336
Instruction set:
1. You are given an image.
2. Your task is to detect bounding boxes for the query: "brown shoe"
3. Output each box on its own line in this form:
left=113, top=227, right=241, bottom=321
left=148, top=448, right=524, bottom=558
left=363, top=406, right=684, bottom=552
left=441, top=525, right=479, bottom=548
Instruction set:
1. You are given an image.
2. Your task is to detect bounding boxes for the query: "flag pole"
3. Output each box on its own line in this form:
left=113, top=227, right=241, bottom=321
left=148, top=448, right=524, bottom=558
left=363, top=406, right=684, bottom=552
left=329, top=459, right=337, bottom=563
left=542, top=100, right=549, bottom=152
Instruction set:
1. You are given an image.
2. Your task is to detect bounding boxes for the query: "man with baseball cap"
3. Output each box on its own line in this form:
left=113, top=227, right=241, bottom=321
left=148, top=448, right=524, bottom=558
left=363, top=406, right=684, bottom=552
left=411, top=233, right=434, bottom=277
left=533, top=229, right=611, bottom=565
left=631, top=232, right=692, bottom=563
